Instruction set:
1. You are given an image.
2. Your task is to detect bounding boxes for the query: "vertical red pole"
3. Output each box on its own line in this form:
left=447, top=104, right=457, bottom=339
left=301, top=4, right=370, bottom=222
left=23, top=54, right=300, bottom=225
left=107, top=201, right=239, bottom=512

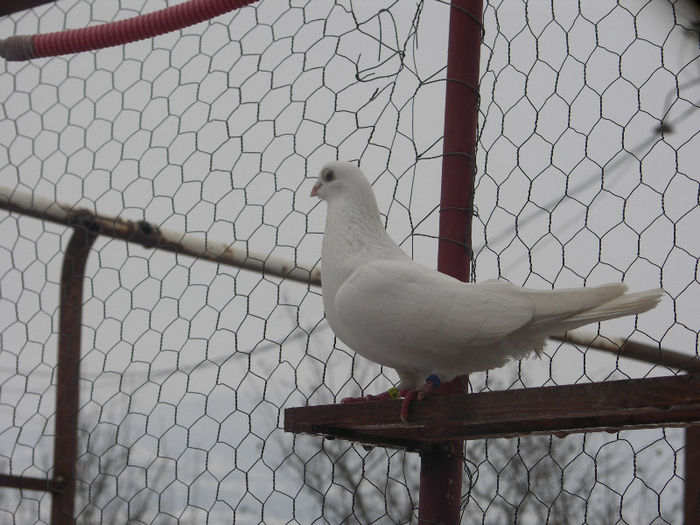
left=419, top=1, right=482, bottom=523
left=51, top=224, right=96, bottom=525
left=686, top=425, right=700, bottom=525
left=437, top=0, right=482, bottom=282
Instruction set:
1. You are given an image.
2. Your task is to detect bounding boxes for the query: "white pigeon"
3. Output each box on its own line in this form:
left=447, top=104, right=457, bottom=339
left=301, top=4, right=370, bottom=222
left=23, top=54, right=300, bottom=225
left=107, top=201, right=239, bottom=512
left=311, top=161, right=663, bottom=406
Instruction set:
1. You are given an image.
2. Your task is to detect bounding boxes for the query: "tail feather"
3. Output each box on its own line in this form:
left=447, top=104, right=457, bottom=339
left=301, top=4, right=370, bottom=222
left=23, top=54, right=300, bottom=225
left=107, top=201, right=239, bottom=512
left=505, top=285, right=662, bottom=361
left=528, top=283, right=629, bottom=322
left=559, top=288, right=663, bottom=331
left=523, top=284, right=663, bottom=335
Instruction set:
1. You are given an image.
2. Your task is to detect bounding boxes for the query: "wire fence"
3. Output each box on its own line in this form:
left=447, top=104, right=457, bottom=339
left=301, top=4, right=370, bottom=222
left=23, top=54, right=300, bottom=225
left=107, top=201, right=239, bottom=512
left=0, top=0, right=698, bottom=523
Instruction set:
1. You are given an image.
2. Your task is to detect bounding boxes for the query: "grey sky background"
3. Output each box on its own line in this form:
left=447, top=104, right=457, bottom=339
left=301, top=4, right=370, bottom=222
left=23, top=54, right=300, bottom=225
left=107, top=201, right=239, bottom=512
left=1, top=0, right=698, bottom=522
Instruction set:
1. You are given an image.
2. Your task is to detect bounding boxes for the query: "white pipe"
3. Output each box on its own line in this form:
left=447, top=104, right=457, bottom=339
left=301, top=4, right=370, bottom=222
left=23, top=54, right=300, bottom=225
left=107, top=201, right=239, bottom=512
left=0, top=185, right=321, bottom=286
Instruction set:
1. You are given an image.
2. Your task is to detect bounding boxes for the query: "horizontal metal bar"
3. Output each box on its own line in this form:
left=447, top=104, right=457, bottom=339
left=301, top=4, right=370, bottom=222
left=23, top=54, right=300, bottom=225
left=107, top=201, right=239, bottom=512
left=0, top=473, right=63, bottom=493
left=285, top=374, right=700, bottom=451
left=551, top=332, right=700, bottom=373
left=0, top=185, right=321, bottom=286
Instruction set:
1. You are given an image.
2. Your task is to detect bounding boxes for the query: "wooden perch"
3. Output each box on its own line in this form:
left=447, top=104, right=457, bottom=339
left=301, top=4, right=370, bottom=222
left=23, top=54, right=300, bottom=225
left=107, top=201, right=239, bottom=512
left=285, top=374, right=700, bottom=451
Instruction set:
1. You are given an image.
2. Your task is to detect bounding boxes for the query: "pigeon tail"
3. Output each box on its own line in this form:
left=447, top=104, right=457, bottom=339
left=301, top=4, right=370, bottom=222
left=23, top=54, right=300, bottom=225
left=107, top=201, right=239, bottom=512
left=554, top=287, right=663, bottom=333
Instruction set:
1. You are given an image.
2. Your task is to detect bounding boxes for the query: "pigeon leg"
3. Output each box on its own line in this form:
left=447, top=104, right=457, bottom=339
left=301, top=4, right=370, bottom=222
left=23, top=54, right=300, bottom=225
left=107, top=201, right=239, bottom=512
left=400, top=374, right=441, bottom=422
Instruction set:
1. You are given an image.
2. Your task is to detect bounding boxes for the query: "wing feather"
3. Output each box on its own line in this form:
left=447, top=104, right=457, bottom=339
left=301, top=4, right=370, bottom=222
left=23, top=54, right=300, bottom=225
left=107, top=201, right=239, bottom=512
left=333, top=260, right=534, bottom=369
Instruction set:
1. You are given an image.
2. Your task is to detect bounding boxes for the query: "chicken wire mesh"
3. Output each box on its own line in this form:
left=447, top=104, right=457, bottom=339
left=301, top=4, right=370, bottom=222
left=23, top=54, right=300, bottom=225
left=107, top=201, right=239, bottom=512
left=0, top=0, right=697, bottom=523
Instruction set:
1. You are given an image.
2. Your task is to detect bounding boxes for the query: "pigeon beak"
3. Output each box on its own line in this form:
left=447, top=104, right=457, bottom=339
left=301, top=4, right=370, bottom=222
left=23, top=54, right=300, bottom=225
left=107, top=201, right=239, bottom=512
left=310, top=180, right=322, bottom=197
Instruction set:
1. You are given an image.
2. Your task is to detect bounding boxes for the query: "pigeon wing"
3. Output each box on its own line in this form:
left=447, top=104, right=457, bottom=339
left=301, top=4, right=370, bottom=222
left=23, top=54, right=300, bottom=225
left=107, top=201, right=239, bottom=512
left=333, top=259, right=535, bottom=369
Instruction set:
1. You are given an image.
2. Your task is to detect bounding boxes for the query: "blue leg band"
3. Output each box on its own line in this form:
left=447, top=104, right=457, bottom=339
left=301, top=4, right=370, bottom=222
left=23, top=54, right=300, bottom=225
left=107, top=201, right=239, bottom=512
left=425, top=374, right=441, bottom=388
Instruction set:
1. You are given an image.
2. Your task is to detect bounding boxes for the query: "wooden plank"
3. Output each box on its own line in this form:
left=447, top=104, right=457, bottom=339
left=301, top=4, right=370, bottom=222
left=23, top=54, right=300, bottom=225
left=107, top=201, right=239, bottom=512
left=285, top=374, right=700, bottom=451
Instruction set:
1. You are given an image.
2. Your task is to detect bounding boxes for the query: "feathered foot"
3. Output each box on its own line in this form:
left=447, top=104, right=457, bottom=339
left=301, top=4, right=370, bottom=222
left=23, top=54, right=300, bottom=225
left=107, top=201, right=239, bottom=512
left=400, top=374, right=442, bottom=422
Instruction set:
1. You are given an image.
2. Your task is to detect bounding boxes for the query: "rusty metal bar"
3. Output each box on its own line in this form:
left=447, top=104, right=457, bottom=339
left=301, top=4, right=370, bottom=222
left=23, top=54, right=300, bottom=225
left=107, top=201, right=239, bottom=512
left=0, top=473, right=63, bottom=493
left=285, top=374, right=700, bottom=450
left=552, top=332, right=700, bottom=372
left=50, top=222, right=97, bottom=525
left=0, top=186, right=321, bottom=286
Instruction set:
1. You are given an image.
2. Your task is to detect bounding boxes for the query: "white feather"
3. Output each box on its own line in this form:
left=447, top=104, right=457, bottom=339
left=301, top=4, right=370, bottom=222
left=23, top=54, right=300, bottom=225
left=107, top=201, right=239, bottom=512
left=313, top=161, right=663, bottom=389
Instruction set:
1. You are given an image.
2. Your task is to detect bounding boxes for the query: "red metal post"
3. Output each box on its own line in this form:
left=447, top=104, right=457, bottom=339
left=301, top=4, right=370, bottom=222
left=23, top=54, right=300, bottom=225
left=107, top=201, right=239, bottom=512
left=687, top=425, right=700, bottom=525
left=51, top=223, right=96, bottom=525
left=437, top=0, right=482, bottom=283
left=418, top=0, right=482, bottom=523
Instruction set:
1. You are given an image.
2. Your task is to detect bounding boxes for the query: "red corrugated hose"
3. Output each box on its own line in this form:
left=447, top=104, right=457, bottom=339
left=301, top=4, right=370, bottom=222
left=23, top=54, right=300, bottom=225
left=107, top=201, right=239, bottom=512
left=0, top=0, right=258, bottom=61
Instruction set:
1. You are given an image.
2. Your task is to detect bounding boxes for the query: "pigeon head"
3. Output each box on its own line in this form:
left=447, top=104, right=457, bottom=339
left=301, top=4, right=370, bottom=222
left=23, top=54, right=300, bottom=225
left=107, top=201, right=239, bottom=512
left=310, top=161, right=370, bottom=202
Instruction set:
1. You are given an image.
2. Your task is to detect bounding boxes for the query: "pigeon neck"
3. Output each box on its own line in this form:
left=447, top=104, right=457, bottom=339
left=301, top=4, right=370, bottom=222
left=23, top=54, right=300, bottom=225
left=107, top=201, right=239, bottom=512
left=325, top=192, right=389, bottom=246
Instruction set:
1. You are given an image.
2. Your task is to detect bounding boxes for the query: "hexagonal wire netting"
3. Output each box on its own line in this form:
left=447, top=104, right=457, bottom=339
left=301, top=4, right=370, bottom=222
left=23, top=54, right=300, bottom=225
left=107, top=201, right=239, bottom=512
left=0, top=0, right=698, bottom=523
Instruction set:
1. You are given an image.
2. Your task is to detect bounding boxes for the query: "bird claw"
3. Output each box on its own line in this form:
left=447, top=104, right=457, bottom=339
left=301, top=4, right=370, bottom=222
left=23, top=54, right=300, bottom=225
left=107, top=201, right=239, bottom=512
left=400, top=390, right=418, bottom=422
left=400, top=374, right=441, bottom=422
left=340, top=374, right=449, bottom=423
left=341, top=394, right=376, bottom=404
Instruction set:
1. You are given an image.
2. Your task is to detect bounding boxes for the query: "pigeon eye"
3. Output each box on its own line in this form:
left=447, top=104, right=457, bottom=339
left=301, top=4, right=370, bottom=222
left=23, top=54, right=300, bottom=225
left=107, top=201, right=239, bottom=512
left=323, top=169, right=335, bottom=182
